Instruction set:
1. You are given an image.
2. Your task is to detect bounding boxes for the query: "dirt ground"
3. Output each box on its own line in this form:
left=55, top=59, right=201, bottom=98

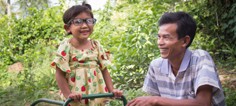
left=218, top=68, right=236, bottom=90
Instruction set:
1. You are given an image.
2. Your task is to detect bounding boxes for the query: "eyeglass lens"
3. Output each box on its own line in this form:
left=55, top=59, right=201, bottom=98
left=72, top=18, right=96, bottom=26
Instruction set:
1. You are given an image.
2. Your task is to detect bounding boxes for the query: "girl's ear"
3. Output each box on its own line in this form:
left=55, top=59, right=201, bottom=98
left=182, top=35, right=190, bottom=47
left=64, top=24, right=71, bottom=34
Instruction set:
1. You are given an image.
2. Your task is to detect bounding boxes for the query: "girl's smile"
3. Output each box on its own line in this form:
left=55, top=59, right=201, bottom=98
left=65, top=12, right=95, bottom=41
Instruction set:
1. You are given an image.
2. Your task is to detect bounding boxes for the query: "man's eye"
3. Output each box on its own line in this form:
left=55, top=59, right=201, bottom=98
left=163, top=36, right=170, bottom=39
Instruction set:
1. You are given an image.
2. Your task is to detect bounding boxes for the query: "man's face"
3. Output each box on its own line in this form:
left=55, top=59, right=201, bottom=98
left=157, top=23, right=186, bottom=60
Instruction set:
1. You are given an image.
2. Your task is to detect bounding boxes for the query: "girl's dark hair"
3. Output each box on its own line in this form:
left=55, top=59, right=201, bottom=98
left=63, top=2, right=93, bottom=25
left=158, top=12, right=197, bottom=48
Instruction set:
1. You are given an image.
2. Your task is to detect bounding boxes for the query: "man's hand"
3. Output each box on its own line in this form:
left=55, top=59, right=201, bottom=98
left=127, top=96, right=158, bottom=106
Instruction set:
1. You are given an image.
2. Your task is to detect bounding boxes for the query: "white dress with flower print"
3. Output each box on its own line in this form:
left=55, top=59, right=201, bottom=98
left=51, top=38, right=111, bottom=106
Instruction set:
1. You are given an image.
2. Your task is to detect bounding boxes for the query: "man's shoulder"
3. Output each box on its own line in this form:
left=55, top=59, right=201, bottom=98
left=149, top=57, right=163, bottom=69
left=150, top=57, right=162, bottom=64
left=189, top=49, right=214, bottom=67
left=191, top=49, right=210, bottom=57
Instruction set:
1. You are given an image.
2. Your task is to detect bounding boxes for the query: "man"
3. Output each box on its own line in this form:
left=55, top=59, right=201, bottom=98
left=127, top=12, right=225, bottom=106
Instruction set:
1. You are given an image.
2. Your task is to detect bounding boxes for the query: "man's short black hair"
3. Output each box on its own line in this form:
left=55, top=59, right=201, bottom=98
left=158, top=12, right=197, bottom=48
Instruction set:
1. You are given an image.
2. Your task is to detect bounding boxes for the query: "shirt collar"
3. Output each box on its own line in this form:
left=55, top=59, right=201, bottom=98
left=160, top=49, right=192, bottom=74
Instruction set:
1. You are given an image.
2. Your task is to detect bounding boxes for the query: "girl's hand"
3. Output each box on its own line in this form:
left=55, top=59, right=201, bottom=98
left=68, top=93, right=82, bottom=102
left=112, top=89, right=123, bottom=97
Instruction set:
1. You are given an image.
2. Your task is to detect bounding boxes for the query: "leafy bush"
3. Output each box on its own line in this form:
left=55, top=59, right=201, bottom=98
left=175, top=0, right=236, bottom=64
left=92, top=0, right=172, bottom=90
left=0, top=6, right=64, bottom=67
left=224, top=87, right=236, bottom=106
left=0, top=6, right=64, bottom=105
left=0, top=46, right=58, bottom=105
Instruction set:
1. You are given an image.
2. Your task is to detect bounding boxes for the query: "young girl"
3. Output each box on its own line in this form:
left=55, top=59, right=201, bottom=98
left=51, top=2, right=122, bottom=106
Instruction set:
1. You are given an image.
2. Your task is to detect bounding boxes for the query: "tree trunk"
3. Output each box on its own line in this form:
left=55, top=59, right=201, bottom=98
left=6, top=0, right=11, bottom=16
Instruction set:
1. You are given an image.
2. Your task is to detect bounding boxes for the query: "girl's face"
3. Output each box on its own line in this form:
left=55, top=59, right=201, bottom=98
left=65, top=12, right=95, bottom=40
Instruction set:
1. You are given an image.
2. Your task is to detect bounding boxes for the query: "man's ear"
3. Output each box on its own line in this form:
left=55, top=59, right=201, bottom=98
left=64, top=24, right=71, bottom=34
left=182, top=35, right=190, bottom=47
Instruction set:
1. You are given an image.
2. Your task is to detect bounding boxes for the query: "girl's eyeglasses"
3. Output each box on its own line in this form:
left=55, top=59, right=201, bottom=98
left=68, top=18, right=96, bottom=26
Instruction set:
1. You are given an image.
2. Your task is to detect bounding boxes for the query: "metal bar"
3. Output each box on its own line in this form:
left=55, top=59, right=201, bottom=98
left=31, top=93, right=127, bottom=106
left=63, top=93, right=127, bottom=106
left=30, top=98, right=64, bottom=106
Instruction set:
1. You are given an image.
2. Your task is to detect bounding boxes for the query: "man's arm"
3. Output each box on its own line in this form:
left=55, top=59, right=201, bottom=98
left=127, top=85, right=212, bottom=106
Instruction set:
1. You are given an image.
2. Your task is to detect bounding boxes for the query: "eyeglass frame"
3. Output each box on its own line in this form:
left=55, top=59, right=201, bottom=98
left=67, top=18, right=97, bottom=26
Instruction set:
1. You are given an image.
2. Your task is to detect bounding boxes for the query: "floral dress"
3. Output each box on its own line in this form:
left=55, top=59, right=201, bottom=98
left=51, top=38, right=111, bottom=106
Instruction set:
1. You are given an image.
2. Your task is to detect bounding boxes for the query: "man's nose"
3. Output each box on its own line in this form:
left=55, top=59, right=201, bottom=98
left=157, top=37, right=164, bottom=45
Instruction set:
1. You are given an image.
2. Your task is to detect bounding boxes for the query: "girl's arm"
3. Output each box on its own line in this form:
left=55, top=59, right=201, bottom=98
left=101, top=68, right=114, bottom=92
left=55, top=66, right=71, bottom=98
left=102, top=68, right=123, bottom=97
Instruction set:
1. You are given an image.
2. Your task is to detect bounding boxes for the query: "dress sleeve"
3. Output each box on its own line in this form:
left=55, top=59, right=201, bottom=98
left=94, top=40, right=111, bottom=70
left=51, top=39, right=71, bottom=73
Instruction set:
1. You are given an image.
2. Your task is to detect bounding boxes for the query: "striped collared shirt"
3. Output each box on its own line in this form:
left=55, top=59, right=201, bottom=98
left=142, top=49, right=225, bottom=106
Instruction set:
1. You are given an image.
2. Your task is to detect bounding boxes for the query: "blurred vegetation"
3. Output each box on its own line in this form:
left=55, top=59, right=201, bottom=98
left=0, top=0, right=235, bottom=105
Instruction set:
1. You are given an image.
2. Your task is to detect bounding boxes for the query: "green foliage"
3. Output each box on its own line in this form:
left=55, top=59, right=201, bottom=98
left=0, top=46, right=58, bottom=105
left=224, top=87, right=236, bottom=106
left=0, top=0, right=236, bottom=105
left=174, top=0, right=219, bottom=56
left=176, top=0, right=236, bottom=64
left=0, top=5, right=64, bottom=105
left=0, top=6, right=64, bottom=66
left=92, top=0, right=177, bottom=90
left=218, top=1, right=236, bottom=68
